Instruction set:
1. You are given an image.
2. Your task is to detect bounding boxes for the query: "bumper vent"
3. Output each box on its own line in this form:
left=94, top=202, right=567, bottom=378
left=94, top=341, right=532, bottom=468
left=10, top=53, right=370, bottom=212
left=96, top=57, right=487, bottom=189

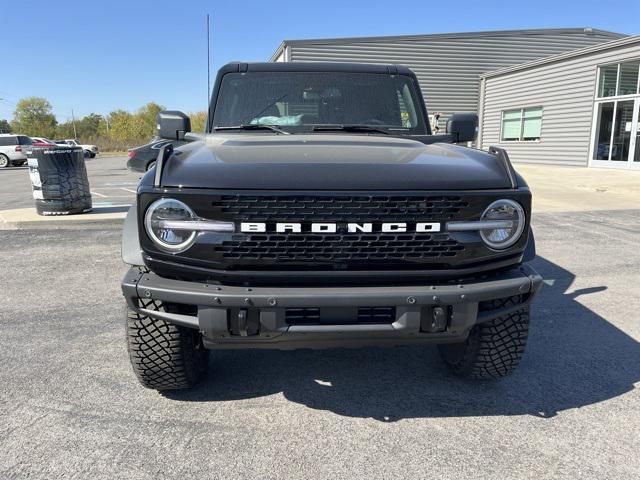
left=285, top=306, right=396, bottom=325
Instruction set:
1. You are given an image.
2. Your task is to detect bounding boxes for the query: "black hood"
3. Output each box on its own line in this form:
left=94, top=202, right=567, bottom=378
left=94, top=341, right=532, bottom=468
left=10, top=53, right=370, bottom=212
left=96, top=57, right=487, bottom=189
left=155, top=134, right=515, bottom=190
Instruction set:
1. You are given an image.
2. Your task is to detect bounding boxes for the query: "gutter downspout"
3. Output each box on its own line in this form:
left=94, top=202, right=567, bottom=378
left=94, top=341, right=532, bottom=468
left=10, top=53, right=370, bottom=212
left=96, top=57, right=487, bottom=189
left=477, top=76, right=486, bottom=150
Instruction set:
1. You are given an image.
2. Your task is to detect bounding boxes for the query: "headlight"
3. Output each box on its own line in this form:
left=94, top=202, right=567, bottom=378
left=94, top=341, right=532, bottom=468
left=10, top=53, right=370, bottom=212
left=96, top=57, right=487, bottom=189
left=144, top=198, right=197, bottom=253
left=479, top=199, right=525, bottom=250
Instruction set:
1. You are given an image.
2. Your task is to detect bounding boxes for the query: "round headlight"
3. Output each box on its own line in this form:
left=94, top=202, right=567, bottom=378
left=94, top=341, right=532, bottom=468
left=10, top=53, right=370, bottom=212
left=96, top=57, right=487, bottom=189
left=480, top=199, right=525, bottom=250
left=144, top=198, right=197, bottom=253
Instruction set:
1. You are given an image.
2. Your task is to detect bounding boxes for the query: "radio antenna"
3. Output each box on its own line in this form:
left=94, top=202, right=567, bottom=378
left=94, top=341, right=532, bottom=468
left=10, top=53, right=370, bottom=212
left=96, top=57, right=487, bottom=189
left=206, top=13, right=211, bottom=104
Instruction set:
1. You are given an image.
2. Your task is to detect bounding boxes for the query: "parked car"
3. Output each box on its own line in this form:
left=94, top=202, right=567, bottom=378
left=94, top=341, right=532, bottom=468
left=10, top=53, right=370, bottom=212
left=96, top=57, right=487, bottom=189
left=31, top=137, right=59, bottom=146
left=126, top=138, right=188, bottom=172
left=55, top=139, right=98, bottom=158
left=0, top=134, right=33, bottom=167
left=120, top=62, right=541, bottom=391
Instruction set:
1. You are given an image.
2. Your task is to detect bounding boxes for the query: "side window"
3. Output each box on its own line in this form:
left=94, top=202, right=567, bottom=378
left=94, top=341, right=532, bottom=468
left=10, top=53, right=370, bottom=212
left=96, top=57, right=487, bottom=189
left=501, top=107, right=543, bottom=142
left=18, top=136, right=33, bottom=145
left=0, top=137, right=15, bottom=146
left=397, top=84, right=417, bottom=128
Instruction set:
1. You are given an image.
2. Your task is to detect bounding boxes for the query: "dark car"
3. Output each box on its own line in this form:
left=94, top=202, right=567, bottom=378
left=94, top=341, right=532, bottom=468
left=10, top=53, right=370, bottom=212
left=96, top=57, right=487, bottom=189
left=121, top=62, right=541, bottom=391
left=126, top=139, right=188, bottom=172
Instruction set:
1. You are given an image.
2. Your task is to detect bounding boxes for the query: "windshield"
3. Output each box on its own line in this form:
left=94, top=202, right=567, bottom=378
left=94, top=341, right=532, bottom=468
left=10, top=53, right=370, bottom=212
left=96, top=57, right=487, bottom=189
left=212, top=72, right=427, bottom=135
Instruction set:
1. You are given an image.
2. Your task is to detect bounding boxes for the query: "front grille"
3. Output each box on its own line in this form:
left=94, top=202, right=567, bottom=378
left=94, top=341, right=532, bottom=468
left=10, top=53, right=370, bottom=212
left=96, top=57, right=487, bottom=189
left=286, top=306, right=396, bottom=325
left=206, top=194, right=474, bottom=269
left=214, top=195, right=469, bottom=222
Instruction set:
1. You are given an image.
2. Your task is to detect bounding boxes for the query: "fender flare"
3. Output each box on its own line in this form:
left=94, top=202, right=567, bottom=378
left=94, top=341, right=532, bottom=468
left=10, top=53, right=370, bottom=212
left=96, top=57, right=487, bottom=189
left=523, top=227, right=536, bottom=262
left=122, top=201, right=144, bottom=266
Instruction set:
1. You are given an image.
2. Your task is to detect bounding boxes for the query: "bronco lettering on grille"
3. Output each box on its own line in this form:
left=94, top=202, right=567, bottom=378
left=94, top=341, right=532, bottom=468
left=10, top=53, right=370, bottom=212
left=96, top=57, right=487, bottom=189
left=240, top=222, right=441, bottom=233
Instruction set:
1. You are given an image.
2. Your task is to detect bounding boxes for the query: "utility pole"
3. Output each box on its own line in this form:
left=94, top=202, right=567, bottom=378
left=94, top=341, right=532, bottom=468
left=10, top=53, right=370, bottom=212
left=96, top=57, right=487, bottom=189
left=104, top=115, right=109, bottom=135
left=71, top=109, right=77, bottom=138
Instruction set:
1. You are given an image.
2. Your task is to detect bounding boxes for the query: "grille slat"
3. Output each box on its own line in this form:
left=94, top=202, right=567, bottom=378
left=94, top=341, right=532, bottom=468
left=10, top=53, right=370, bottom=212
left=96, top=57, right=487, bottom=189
left=215, top=232, right=464, bottom=261
left=215, top=195, right=469, bottom=222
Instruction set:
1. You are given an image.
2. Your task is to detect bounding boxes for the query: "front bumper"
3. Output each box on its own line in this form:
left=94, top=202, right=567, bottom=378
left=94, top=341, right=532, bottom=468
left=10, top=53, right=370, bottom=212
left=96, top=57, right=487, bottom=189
left=122, top=265, right=542, bottom=349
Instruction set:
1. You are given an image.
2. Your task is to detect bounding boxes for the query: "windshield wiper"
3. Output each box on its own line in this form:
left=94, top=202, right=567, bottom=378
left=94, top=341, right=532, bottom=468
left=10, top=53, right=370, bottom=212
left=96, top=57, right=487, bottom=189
left=312, top=124, right=392, bottom=135
left=213, top=124, right=290, bottom=135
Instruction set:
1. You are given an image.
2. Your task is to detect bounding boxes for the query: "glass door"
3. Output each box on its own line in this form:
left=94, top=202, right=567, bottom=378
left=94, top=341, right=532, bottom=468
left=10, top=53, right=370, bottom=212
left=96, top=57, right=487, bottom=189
left=592, top=99, right=639, bottom=168
left=633, top=99, right=640, bottom=165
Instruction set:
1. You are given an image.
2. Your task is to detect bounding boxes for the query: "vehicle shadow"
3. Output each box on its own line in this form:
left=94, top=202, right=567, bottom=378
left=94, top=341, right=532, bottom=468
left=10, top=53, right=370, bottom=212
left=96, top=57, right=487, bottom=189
left=165, top=256, right=639, bottom=420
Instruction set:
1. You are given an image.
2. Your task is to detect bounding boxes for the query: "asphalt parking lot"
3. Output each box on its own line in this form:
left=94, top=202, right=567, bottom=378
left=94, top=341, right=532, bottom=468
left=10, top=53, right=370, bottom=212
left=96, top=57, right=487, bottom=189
left=0, top=159, right=639, bottom=479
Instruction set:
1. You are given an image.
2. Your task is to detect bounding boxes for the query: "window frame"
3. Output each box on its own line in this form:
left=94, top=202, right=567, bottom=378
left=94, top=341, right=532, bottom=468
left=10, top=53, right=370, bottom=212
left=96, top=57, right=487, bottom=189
left=499, top=107, right=543, bottom=143
left=595, top=59, right=640, bottom=100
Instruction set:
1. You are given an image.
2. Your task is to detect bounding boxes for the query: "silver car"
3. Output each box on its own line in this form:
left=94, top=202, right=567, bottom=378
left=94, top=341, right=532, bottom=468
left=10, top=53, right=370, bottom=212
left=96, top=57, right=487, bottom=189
left=0, top=134, right=32, bottom=167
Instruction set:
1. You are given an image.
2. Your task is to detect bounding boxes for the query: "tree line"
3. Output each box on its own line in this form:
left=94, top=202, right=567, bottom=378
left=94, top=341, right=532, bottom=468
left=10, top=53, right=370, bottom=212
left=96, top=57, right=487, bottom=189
left=0, top=97, right=207, bottom=151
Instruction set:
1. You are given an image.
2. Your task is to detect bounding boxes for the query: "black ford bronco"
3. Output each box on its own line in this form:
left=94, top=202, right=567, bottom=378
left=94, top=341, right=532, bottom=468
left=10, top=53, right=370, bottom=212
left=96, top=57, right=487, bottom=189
left=121, top=62, right=542, bottom=391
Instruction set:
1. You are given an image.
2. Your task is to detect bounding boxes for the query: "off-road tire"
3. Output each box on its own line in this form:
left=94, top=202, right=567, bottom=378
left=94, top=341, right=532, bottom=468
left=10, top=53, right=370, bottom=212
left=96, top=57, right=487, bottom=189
left=126, top=301, right=209, bottom=391
left=0, top=154, right=9, bottom=167
left=36, top=167, right=92, bottom=215
left=438, top=296, right=529, bottom=379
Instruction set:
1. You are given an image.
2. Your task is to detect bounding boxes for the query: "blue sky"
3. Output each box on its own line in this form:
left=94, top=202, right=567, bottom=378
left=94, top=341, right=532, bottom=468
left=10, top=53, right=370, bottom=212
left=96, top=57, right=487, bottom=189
left=2, top=0, right=637, bottom=122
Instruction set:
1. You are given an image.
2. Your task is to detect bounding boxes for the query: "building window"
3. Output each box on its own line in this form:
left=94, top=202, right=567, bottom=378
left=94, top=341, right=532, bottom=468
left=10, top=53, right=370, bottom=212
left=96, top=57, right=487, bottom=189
left=501, top=107, right=542, bottom=141
left=597, top=61, right=640, bottom=98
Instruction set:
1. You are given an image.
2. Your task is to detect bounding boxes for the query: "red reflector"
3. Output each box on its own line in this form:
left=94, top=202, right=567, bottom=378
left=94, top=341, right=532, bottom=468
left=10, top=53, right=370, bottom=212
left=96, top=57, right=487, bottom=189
left=128, top=150, right=136, bottom=158
left=15, top=146, right=22, bottom=152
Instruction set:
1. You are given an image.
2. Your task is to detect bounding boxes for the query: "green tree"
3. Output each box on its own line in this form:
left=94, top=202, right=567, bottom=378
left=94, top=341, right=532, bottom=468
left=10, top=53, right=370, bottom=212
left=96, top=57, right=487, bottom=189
left=77, top=113, right=102, bottom=139
left=107, top=109, right=136, bottom=143
left=0, top=119, right=11, bottom=133
left=12, top=97, right=57, bottom=137
left=135, top=102, right=165, bottom=139
left=189, top=111, right=207, bottom=132
left=55, top=120, right=76, bottom=139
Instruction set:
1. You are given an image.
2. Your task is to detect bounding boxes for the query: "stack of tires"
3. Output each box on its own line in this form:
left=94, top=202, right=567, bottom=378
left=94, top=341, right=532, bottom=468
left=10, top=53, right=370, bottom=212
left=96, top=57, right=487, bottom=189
left=26, top=145, right=92, bottom=216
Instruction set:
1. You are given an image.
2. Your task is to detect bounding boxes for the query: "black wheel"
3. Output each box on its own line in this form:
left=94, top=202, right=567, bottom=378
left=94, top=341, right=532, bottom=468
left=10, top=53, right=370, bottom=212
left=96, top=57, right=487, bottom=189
left=438, top=296, right=529, bottom=379
left=90, top=152, right=96, bottom=158
left=146, top=161, right=156, bottom=171
left=83, top=150, right=91, bottom=158
left=125, top=301, right=209, bottom=391
left=0, top=154, right=9, bottom=168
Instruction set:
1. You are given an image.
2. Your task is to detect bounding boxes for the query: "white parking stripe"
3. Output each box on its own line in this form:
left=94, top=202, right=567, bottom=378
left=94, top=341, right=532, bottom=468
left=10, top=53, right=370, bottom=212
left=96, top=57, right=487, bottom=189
left=91, top=191, right=107, bottom=198
left=120, top=188, right=137, bottom=194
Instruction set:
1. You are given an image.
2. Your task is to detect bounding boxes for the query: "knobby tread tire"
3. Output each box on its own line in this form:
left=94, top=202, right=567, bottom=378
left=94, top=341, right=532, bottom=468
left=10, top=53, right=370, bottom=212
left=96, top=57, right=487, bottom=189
left=438, top=296, right=529, bottom=379
left=125, top=300, right=209, bottom=391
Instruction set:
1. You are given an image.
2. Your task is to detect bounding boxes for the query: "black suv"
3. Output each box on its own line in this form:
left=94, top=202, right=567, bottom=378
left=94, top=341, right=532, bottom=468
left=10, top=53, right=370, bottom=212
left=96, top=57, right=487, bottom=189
left=121, top=62, right=542, bottom=391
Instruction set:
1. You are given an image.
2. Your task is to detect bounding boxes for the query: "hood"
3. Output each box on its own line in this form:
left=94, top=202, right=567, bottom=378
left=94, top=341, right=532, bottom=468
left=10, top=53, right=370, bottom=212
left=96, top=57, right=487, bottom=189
left=159, top=134, right=514, bottom=190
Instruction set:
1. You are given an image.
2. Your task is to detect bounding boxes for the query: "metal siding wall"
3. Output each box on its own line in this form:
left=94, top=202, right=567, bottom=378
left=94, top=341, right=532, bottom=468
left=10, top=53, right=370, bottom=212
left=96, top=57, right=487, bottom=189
left=287, top=33, right=620, bottom=121
left=480, top=42, right=640, bottom=166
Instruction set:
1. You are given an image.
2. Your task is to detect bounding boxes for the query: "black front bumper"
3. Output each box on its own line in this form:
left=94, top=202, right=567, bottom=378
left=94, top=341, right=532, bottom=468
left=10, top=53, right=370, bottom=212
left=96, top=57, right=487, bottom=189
left=121, top=265, right=542, bottom=349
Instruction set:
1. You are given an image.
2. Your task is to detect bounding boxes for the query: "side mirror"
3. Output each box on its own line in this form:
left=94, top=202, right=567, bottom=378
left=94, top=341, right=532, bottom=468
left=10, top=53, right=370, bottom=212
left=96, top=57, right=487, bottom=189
left=446, top=113, right=478, bottom=143
left=157, top=110, right=191, bottom=140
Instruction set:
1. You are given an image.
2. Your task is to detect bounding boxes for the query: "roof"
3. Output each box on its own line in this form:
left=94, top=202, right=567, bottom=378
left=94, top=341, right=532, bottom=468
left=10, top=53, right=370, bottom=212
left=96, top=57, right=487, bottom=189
left=481, top=35, right=640, bottom=79
left=270, top=27, right=626, bottom=62
left=220, top=61, right=415, bottom=75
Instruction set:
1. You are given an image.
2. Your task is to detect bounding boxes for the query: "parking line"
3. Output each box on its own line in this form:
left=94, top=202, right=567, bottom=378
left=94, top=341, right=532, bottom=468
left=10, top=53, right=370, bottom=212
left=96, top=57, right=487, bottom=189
left=120, top=188, right=137, bottom=194
left=91, top=191, right=107, bottom=198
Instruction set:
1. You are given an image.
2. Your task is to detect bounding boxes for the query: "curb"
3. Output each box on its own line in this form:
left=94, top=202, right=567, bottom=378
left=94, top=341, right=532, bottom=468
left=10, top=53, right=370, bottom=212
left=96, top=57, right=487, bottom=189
left=0, top=206, right=129, bottom=231
left=0, top=218, right=125, bottom=230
